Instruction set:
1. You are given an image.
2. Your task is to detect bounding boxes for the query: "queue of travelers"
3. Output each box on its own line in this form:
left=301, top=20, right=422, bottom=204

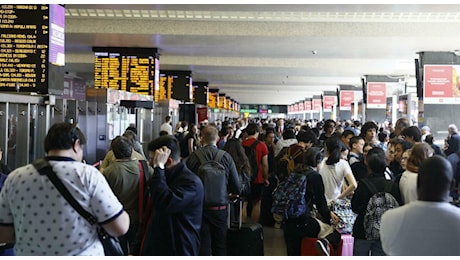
left=1, top=116, right=460, bottom=256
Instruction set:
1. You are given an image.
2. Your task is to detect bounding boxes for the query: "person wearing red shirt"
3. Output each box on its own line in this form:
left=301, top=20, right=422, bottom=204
left=242, top=123, right=269, bottom=223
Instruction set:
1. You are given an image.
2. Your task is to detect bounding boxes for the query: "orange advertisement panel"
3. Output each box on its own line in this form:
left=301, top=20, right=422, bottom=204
left=367, top=82, right=386, bottom=109
left=208, top=90, right=219, bottom=108
left=340, top=91, right=354, bottom=111
left=423, top=65, right=460, bottom=104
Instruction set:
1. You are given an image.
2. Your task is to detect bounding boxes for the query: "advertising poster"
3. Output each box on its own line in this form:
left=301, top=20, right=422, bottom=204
left=367, top=82, right=386, bottom=109
left=423, top=65, right=460, bottom=104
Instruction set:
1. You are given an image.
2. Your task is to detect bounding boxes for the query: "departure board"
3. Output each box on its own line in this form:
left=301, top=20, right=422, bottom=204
left=193, top=82, right=208, bottom=105
left=93, top=47, right=159, bottom=95
left=208, top=89, right=219, bottom=108
left=0, top=4, right=64, bottom=93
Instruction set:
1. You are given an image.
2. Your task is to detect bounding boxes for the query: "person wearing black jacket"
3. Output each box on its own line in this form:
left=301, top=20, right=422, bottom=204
left=351, top=147, right=402, bottom=256
left=186, top=125, right=241, bottom=256
left=283, top=147, right=341, bottom=256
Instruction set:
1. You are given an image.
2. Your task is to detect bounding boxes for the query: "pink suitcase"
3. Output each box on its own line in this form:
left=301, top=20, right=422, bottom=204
left=341, top=234, right=354, bottom=256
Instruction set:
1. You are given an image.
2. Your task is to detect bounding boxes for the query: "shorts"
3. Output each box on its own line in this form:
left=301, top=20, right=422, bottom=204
left=248, top=183, right=265, bottom=202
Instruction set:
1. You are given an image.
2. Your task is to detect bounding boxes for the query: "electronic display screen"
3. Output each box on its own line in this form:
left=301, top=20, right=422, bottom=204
left=0, top=4, right=63, bottom=93
left=93, top=47, right=158, bottom=95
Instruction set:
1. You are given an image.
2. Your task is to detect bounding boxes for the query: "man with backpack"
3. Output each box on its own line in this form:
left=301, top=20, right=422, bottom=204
left=186, top=125, right=241, bottom=256
left=351, top=147, right=402, bottom=256
left=242, top=122, right=269, bottom=224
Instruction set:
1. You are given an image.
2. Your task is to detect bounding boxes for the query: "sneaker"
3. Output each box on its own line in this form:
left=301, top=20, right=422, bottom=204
left=315, top=238, right=330, bottom=256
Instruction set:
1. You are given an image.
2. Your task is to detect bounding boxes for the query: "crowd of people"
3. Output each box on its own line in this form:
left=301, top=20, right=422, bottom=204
left=1, top=116, right=460, bottom=256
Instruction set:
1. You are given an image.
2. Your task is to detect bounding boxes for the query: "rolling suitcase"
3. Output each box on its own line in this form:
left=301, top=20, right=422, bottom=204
left=226, top=197, right=264, bottom=256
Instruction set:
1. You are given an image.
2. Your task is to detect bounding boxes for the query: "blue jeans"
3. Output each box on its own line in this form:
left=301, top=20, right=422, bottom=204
left=353, top=238, right=386, bottom=256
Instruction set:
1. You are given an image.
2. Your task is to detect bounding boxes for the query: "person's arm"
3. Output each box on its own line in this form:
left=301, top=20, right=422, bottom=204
left=0, top=225, right=14, bottom=244
left=101, top=210, right=130, bottom=237
left=188, top=138, right=194, bottom=155
left=261, top=155, right=269, bottom=186
left=338, top=170, right=358, bottom=199
left=226, top=155, right=242, bottom=195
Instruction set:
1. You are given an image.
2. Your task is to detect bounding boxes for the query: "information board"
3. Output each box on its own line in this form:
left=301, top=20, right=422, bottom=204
left=0, top=4, right=64, bottom=93
left=93, top=47, right=159, bottom=96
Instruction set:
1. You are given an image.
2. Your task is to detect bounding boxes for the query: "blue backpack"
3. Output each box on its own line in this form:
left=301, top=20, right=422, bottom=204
left=271, top=170, right=312, bottom=219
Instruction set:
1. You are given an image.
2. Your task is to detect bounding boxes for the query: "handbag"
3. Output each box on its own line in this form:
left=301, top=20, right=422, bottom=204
left=32, top=158, right=124, bottom=256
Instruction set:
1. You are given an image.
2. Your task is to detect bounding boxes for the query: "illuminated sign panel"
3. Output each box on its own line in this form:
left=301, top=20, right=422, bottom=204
left=93, top=47, right=159, bottom=96
left=0, top=4, right=64, bottom=93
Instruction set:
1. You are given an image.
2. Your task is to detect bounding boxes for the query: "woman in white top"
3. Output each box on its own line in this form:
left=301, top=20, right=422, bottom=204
left=399, top=142, right=434, bottom=204
left=319, top=137, right=357, bottom=204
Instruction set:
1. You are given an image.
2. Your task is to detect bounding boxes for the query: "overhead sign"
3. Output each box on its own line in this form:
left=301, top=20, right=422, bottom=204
left=367, top=82, right=386, bottom=109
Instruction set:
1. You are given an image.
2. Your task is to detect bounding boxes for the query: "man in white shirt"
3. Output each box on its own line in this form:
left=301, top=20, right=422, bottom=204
left=380, top=155, right=460, bottom=256
left=160, top=115, right=173, bottom=135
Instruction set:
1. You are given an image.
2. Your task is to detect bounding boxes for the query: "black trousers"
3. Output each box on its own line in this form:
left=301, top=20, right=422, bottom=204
left=199, top=208, right=228, bottom=256
left=283, top=217, right=341, bottom=256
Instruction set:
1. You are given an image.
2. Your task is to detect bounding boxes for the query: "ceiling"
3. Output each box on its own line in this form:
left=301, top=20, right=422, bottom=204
left=63, top=4, right=460, bottom=105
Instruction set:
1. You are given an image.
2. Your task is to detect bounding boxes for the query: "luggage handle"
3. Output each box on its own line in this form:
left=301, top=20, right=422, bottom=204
left=228, top=195, right=242, bottom=229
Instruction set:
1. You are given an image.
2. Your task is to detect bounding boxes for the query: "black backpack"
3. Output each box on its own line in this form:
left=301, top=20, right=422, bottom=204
left=195, top=149, right=228, bottom=207
left=244, top=140, right=260, bottom=182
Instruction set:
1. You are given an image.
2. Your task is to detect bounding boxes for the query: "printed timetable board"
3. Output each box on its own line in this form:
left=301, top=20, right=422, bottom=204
left=93, top=47, right=159, bottom=96
left=0, top=4, right=65, bottom=93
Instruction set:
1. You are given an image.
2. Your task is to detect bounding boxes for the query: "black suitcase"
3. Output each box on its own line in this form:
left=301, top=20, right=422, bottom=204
left=227, top=198, right=264, bottom=256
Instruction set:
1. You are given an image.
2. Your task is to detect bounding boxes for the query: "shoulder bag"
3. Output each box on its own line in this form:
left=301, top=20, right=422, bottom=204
left=32, top=158, right=124, bottom=256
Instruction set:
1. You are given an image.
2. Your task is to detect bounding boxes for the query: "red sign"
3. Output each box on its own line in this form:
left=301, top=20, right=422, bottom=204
left=423, top=65, right=457, bottom=104
left=298, top=102, right=305, bottom=112
left=312, top=99, right=322, bottom=111
left=304, top=100, right=312, bottom=111
left=367, top=82, right=386, bottom=109
left=340, top=91, right=354, bottom=110
left=197, top=107, right=208, bottom=123
left=323, top=96, right=336, bottom=112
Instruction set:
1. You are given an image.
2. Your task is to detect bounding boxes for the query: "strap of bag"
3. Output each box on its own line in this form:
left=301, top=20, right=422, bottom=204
left=250, top=140, right=260, bottom=150
left=196, top=149, right=225, bottom=165
left=361, top=178, right=378, bottom=195
left=32, top=158, right=98, bottom=225
left=138, top=160, right=149, bottom=225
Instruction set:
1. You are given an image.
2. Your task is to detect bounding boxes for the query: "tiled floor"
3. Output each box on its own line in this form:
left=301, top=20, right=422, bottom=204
left=263, top=226, right=287, bottom=256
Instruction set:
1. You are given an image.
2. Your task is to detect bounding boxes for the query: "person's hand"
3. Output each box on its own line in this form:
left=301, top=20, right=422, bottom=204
left=153, top=146, right=171, bottom=169
left=330, top=211, right=340, bottom=225
left=264, top=178, right=270, bottom=187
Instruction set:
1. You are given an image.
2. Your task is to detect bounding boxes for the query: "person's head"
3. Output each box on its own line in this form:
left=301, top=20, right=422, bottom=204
left=147, top=135, right=181, bottom=167
left=306, top=146, right=324, bottom=167
left=349, top=136, right=365, bottom=154
left=188, top=123, right=198, bottom=134
left=363, top=142, right=377, bottom=159
left=123, top=129, right=138, bottom=142
left=360, top=121, right=378, bottom=143
left=394, top=140, right=413, bottom=163
left=181, top=120, right=189, bottom=131
left=44, top=122, right=87, bottom=162
left=406, top=142, right=434, bottom=173
left=264, top=128, right=275, bottom=145
left=378, top=131, right=389, bottom=143
left=365, top=147, right=387, bottom=177
left=394, top=118, right=410, bottom=137
left=219, top=126, right=229, bottom=138
left=201, top=125, right=219, bottom=144
left=296, top=129, right=317, bottom=149
left=323, top=119, right=336, bottom=135
left=417, top=155, right=455, bottom=202
left=400, top=148, right=412, bottom=170
left=325, top=136, right=345, bottom=165
left=341, top=129, right=355, bottom=148
left=282, top=128, right=296, bottom=140
left=421, top=126, right=430, bottom=136
left=402, top=126, right=422, bottom=144
left=159, top=130, right=169, bottom=136
left=165, top=115, right=171, bottom=123
left=245, top=122, right=260, bottom=137
left=223, top=138, right=251, bottom=175
left=111, top=135, right=133, bottom=160
left=448, top=124, right=458, bottom=135
left=424, top=134, right=435, bottom=145
left=125, top=126, right=138, bottom=135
